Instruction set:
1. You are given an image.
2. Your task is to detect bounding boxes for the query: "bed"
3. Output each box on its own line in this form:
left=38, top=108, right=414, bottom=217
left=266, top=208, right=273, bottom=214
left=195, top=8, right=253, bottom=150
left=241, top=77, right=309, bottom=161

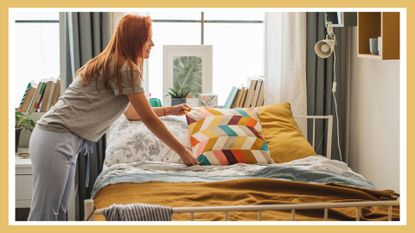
left=85, top=104, right=400, bottom=221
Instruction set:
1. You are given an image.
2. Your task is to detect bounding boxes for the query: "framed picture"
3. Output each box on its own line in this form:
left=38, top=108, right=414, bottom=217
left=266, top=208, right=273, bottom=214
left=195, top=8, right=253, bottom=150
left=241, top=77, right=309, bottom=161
left=163, top=45, right=212, bottom=106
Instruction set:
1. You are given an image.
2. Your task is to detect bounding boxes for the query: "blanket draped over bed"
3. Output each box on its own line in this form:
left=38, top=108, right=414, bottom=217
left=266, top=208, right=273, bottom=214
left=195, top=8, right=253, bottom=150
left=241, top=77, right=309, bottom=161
left=93, top=179, right=398, bottom=221
left=91, top=156, right=399, bottom=221
left=102, top=203, right=173, bottom=221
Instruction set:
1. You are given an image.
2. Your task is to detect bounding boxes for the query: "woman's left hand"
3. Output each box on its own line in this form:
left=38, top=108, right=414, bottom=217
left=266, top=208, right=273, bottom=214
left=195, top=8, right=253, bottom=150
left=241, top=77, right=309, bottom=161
left=165, top=103, right=192, bottom=116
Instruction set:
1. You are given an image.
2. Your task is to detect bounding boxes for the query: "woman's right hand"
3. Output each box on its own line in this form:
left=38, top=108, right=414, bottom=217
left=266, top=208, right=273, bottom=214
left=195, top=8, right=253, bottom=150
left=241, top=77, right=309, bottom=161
left=127, top=92, right=199, bottom=167
left=178, top=148, right=199, bottom=166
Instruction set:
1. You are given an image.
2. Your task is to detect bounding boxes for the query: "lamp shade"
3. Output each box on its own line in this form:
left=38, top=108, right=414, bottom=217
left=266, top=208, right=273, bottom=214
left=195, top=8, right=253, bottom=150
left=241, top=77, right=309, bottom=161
left=314, top=39, right=335, bottom=58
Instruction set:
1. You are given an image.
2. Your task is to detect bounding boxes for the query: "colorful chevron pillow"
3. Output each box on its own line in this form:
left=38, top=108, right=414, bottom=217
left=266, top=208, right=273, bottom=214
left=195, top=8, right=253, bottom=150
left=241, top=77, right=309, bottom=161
left=185, top=107, right=273, bottom=165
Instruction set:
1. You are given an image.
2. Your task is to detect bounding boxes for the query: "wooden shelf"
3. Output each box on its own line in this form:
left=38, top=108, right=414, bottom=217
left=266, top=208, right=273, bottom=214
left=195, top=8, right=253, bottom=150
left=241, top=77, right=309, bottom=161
left=357, top=12, right=400, bottom=60
left=356, top=54, right=382, bottom=60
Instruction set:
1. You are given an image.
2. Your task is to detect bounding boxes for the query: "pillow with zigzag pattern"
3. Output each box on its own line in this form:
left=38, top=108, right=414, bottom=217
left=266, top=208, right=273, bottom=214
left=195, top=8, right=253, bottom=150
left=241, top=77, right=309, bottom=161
left=185, top=107, right=274, bottom=165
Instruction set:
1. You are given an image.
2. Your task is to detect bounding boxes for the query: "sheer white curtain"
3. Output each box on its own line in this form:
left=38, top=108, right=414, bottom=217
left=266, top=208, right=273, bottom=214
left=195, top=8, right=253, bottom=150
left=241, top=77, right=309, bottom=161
left=264, top=12, right=307, bottom=133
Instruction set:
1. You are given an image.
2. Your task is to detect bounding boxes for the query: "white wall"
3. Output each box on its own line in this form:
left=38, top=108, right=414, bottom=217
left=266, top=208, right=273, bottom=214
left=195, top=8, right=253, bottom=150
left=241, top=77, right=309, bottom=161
left=347, top=27, right=400, bottom=191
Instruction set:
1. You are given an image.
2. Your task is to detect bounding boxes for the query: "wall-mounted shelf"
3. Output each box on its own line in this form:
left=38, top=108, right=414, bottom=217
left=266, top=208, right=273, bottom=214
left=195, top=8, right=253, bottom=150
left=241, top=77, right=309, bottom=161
left=357, top=12, right=400, bottom=60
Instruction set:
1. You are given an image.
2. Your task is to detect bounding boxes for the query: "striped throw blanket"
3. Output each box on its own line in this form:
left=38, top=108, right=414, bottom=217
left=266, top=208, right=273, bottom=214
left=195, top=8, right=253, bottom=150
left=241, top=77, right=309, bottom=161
left=102, top=203, right=173, bottom=221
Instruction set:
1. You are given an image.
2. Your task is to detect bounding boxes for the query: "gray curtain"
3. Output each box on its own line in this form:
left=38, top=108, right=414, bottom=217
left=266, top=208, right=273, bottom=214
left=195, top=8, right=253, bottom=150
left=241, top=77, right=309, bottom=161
left=306, top=13, right=349, bottom=161
left=59, top=12, right=111, bottom=220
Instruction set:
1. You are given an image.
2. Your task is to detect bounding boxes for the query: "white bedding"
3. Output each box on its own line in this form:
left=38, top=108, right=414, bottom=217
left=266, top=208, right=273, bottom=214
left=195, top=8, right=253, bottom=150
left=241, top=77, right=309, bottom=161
left=105, top=115, right=190, bottom=167
left=93, top=154, right=375, bottom=197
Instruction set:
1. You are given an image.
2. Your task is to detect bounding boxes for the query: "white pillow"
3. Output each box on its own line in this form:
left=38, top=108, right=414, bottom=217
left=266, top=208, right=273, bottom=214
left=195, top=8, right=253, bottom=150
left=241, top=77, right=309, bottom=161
left=105, top=115, right=190, bottom=167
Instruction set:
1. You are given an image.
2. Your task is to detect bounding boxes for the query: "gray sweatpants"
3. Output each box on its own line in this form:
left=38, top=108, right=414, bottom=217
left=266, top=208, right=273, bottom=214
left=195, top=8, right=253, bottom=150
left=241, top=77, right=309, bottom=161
left=27, top=126, right=88, bottom=221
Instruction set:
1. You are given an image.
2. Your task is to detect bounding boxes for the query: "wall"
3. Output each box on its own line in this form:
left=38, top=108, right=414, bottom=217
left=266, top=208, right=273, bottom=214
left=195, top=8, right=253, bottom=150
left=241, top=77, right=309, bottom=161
left=347, top=27, right=400, bottom=191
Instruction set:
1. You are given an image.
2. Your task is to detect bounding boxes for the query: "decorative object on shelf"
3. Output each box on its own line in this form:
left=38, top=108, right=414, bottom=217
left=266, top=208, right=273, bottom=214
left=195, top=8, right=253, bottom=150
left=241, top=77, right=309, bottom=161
left=357, top=12, right=399, bottom=60
left=17, top=152, right=30, bottom=159
left=166, top=82, right=191, bottom=106
left=369, top=37, right=379, bottom=55
left=223, top=86, right=238, bottom=109
left=163, top=45, right=212, bottom=106
left=186, top=98, right=200, bottom=107
left=149, top=98, right=162, bottom=107
left=199, top=94, right=218, bottom=107
left=15, top=110, right=35, bottom=153
left=171, top=98, right=187, bottom=106
left=378, top=36, right=382, bottom=56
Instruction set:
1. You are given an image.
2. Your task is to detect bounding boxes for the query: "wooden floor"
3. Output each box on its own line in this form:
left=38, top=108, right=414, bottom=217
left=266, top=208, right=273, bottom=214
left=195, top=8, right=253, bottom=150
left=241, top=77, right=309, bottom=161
left=15, top=208, right=30, bottom=221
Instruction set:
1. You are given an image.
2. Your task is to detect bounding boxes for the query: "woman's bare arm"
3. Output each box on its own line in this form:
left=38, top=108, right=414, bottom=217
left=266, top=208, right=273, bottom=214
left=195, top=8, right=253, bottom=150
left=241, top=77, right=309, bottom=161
left=124, top=103, right=191, bottom=121
left=126, top=92, right=198, bottom=166
left=124, top=103, right=165, bottom=120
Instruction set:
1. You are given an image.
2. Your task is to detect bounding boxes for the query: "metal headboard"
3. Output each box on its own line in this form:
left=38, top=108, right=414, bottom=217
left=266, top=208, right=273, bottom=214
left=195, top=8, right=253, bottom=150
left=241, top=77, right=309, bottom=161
left=295, top=115, right=333, bottom=159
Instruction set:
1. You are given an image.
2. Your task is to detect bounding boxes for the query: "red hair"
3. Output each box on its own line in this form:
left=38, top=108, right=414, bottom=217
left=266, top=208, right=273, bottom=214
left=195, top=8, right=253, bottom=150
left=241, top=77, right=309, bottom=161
left=77, top=14, right=152, bottom=93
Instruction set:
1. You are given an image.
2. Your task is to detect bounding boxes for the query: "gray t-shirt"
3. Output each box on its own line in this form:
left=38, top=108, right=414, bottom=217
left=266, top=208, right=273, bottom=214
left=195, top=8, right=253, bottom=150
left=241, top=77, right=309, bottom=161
left=37, top=63, right=144, bottom=142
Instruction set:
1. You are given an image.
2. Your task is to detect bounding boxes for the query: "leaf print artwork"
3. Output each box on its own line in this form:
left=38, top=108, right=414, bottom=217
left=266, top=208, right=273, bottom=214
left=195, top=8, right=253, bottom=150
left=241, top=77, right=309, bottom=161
left=173, top=56, right=202, bottom=97
left=163, top=46, right=212, bottom=105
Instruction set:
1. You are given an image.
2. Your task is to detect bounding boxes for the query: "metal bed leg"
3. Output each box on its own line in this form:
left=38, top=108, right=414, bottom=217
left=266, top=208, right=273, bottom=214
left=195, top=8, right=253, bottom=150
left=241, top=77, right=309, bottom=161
left=324, top=208, right=328, bottom=221
left=291, top=209, right=296, bottom=221
left=84, top=199, right=95, bottom=221
left=388, top=205, right=393, bottom=221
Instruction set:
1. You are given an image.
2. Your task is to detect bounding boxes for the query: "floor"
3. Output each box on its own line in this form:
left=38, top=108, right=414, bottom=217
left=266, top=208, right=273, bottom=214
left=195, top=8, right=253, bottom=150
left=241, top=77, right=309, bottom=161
left=15, top=208, right=30, bottom=221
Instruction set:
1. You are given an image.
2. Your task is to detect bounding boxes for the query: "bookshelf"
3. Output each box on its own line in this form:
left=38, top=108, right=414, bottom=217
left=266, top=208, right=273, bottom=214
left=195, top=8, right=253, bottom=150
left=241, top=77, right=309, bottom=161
left=357, top=12, right=400, bottom=60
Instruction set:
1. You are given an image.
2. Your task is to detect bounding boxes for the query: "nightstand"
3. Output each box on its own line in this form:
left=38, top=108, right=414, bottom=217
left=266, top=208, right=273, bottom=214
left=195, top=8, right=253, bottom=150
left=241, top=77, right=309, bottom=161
left=15, top=148, right=78, bottom=220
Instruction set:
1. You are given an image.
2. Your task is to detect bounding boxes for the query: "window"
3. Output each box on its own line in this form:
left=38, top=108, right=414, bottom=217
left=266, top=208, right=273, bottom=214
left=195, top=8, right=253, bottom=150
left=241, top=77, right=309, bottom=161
left=13, top=12, right=60, bottom=109
left=146, top=11, right=264, bottom=105
left=12, top=11, right=263, bottom=107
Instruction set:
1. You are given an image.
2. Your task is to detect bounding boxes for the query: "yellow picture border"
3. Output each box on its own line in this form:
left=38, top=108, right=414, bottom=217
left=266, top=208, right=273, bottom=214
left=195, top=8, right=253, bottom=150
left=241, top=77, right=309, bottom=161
left=1, top=0, right=413, bottom=232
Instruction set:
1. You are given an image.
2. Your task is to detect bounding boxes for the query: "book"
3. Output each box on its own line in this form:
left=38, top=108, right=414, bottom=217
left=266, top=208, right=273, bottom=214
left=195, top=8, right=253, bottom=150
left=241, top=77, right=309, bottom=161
left=27, top=82, right=42, bottom=113
left=243, top=79, right=258, bottom=108
left=51, top=79, right=61, bottom=106
left=18, top=82, right=33, bottom=111
left=251, top=79, right=263, bottom=107
left=33, top=81, right=47, bottom=112
left=19, top=86, right=36, bottom=112
left=45, top=80, right=57, bottom=111
left=256, top=81, right=265, bottom=107
left=238, top=87, right=247, bottom=108
left=40, top=80, right=54, bottom=112
left=231, top=87, right=242, bottom=108
left=223, top=86, right=238, bottom=108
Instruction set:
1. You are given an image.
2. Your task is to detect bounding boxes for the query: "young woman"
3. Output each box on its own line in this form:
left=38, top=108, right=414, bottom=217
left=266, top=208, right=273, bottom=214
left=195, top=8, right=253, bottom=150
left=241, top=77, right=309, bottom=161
left=28, top=14, right=198, bottom=221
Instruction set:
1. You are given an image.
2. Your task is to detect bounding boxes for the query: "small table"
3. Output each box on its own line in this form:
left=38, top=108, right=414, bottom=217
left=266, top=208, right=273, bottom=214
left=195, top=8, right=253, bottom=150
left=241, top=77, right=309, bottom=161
left=15, top=148, right=32, bottom=209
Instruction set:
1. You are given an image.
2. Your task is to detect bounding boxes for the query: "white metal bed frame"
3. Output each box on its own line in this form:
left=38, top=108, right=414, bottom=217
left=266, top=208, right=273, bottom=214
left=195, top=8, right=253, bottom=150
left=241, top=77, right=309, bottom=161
left=295, top=115, right=333, bottom=159
left=84, top=115, right=400, bottom=221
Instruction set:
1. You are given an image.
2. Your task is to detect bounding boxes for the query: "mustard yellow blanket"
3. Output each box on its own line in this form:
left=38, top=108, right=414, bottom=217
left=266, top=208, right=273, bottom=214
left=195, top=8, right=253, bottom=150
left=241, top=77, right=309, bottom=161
left=92, top=178, right=399, bottom=221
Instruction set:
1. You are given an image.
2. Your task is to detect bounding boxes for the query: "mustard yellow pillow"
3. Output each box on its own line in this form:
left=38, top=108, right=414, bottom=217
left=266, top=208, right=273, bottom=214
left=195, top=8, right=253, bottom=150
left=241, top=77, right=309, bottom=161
left=258, top=103, right=316, bottom=163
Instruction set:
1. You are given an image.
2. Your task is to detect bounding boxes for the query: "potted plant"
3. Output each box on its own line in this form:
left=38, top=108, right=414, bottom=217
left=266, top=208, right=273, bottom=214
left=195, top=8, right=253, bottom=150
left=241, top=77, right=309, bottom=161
left=15, top=111, right=35, bottom=153
left=167, top=83, right=191, bottom=106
